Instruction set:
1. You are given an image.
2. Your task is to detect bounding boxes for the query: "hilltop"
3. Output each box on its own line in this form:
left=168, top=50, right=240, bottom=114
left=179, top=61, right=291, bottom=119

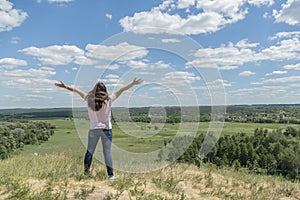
left=0, top=119, right=299, bottom=199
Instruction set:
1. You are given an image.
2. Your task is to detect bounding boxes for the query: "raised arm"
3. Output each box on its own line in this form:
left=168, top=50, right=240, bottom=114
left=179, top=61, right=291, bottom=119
left=55, top=81, right=85, bottom=99
left=114, top=78, right=143, bottom=99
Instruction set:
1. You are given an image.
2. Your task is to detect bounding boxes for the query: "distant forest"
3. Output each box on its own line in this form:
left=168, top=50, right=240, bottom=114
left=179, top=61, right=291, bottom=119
left=0, top=121, right=56, bottom=159
left=161, top=127, right=300, bottom=181
left=1, top=105, right=300, bottom=124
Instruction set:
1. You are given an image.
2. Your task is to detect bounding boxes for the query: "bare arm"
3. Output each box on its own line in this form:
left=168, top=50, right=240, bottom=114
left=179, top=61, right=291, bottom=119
left=54, top=81, right=85, bottom=99
left=114, top=78, right=143, bottom=99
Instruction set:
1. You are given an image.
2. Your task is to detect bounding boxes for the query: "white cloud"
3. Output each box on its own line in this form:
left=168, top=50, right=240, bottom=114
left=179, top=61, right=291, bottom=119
left=230, top=85, right=288, bottom=96
left=40, top=66, right=55, bottom=71
left=236, top=39, right=259, bottom=48
left=71, top=67, right=78, bottom=71
left=19, top=45, right=84, bottom=65
left=11, top=36, right=20, bottom=44
left=47, top=0, right=73, bottom=3
left=188, top=40, right=258, bottom=68
left=0, top=0, right=27, bottom=32
left=252, top=75, right=300, bottom=85
left=105, top=13, right=112, bottom=20
left=188, top=37, right=300, bottom=69
left=177, top=0, right=195, bottom=9
left=219, top=65, right=239, bottom=70
left=239, top=70, right=256, bottom=76
left=95, top=64, right=120, bottom=70
left=194, top=79, right=231, bottom=90
left=100, top=74, right=124, bottom=88
left=85, top=42, right=148, bottom=62
left=270, top=31, right=300, bottom=40
left=247, top=0, right=274, bottom=6
left=161, top=38, right=181, bottom=43
left=126, top=60, right=170, bottom=70
left=105, top=74, right=119, bottom=79
left=0, top=58, right=27, bottom=69
left=259, top=38, right=300, bottom=61
left=0, top=67, right=56, bottom=93
left=273, top=0, right=300, bottom=25
left=164, top=71, right=200, bottom=85
left=265, top=70, right=288, bottom=76
left=120, top=0, right=249, bottom=35
left=283, top=63, right=300, bottom=70
left=263, top=12, right=269, bottom=19
left=25, top=94, right=52, bottom=100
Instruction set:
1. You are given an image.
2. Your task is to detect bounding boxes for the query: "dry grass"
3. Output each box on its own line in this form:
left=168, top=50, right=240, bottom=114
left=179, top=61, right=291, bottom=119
left=1, top=161, right=299, bottom=200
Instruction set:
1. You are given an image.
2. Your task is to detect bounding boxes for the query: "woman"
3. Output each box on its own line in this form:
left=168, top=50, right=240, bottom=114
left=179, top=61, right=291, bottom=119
left=55, top=78, right=143, bottom=180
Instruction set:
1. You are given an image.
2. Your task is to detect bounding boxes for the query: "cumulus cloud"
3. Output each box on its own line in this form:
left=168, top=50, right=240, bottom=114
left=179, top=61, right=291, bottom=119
left=247, top=0, right=274, bottom=6
left=235, top=39, right=259, bottom=48
left=283, top=63, right=300, bottom=70
left=273, top=0, right=300, bottom=25
left=85, top=42, right=148, bottom=62
left=126, top=60, right=170, bottom=70
left=47, top=0, right=73, bottom=3
left=120, top=0, right=250, bottom=35
left=259, top=38, right=300, bottom=61
left=0, top=0, right=27, bottom=32
left=164, top=71, right=200, bottom=86
left=265, top=70, right=288, bottom=76
left=0, top=58, right=27, bottom=69
left=239, top=70, right=256, bottom=76
left=105, top=13, right=112, bottom=20
left=177, top=0, right=195, bottom=9
left=11, top=36, right=20, bottom=44
left=95, top=64, right=120, bottom=70
left=187, top=40, right=258, bottom=68
left=101, top=74, right=124, bottom=88
left=269, top=31, right=300, bottom=40
left=188, top=36, right=300, bottom=70
left=161, top=38, right=181, bottom=43
left=120, top=0, right=276, bottom=35
left=19, top=45, right=84, bottom=65
left=0, top=67, right=56, bottom=92
left=219, top=65, right=239, bottom=71
left=252, top=75, right=300, bottom=85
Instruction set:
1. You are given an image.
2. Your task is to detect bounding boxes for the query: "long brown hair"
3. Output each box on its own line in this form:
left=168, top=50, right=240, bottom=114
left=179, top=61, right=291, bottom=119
left=86, top=82, right=108, bottom=111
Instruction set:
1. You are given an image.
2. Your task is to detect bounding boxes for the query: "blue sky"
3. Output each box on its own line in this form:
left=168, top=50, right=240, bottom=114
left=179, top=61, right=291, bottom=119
left=0, top=0, right=300, bottom=108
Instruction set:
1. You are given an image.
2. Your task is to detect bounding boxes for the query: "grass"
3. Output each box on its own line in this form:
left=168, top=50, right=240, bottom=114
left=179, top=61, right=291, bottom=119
left=0, top=118, right=300, bottom=199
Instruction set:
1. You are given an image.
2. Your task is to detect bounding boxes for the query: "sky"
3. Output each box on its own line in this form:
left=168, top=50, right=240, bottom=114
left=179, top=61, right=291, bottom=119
left=0, top=0, right=300, bottom=108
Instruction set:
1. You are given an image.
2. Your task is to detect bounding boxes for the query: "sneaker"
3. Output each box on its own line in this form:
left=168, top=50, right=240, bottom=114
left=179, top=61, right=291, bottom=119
left=108, top=175, right=117, bottom=180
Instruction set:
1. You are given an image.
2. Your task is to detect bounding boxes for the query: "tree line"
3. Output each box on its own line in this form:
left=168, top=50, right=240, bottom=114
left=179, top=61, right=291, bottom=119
left=0, top=121, right=56, bottom=159
left=1, top=105, right=300, bottom=124
left=160, top=126, right=300, bottom=181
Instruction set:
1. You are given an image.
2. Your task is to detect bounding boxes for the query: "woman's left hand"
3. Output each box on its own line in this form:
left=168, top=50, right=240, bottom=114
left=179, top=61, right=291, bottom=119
left=132, top=78, right=143, bottom=85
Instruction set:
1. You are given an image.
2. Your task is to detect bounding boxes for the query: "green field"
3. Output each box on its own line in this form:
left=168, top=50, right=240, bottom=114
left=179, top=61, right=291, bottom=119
left=1, top=119, right=300, bottom=199
left=20, top=119, right=300, bottom=155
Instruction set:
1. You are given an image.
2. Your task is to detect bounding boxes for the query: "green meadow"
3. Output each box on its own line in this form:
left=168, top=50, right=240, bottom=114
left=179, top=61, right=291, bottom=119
left=0, top=118, right=299, bottom=199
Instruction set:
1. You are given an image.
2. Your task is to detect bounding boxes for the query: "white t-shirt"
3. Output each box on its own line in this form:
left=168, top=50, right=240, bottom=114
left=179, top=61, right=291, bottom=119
left=84, top=93, right=117, bottom=130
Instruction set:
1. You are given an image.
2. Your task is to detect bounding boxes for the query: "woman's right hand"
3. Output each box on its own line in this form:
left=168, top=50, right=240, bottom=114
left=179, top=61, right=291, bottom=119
left=55, top=81, right=67, bottom=88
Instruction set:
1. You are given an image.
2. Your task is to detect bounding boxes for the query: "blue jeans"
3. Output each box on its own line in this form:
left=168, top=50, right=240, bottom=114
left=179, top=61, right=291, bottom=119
left=84, top=129, right=113, bottom=176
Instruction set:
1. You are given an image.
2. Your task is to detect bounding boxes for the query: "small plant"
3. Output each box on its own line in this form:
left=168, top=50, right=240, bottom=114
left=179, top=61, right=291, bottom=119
left=152, top=175, right=181, bottom=194
left=94, top=169, right=107, bottom=181
left=130, top=180, right=146, bottom=197
left=74, top=185, right=95, bottom=200
left=205, top=171, right=213, bottom=188
left=6, top=177, right=31, bottom=199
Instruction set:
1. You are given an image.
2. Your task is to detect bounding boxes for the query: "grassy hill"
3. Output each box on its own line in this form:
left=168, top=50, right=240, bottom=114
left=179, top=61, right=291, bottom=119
left=0, top=119, right=299, bottom=199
